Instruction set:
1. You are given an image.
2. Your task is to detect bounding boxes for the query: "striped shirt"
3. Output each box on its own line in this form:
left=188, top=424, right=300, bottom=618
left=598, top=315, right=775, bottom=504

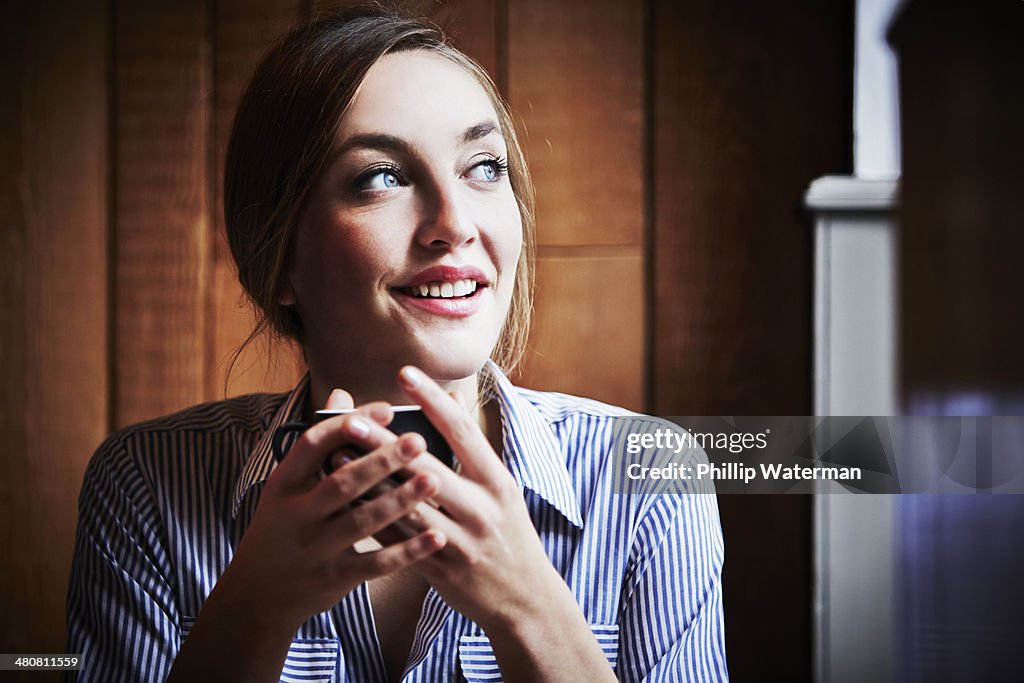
left=66, top=362, right=728, bottom=682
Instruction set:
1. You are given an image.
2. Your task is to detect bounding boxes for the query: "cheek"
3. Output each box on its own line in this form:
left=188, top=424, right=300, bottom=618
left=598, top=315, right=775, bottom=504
left=296, top=216, right=389, bottom=293
left=497, top=206, right=524, bottom=285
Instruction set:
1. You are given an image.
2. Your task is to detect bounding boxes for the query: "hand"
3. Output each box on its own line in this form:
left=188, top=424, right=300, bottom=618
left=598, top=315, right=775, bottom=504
left=394, top=366, right=569, bottom=632
left=218, top=390, right=447, bottom=633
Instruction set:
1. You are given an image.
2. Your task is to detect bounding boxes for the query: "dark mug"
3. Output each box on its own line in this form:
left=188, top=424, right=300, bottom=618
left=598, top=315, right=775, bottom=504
left=272, top=405, right=454, bottom=472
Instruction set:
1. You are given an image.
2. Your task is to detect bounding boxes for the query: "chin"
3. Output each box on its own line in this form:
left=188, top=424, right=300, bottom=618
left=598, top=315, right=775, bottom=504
left=411, top=341, right=494, bottom=384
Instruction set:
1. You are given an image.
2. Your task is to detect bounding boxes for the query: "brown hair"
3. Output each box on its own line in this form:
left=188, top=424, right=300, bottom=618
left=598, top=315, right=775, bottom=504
left=224, top=5, right=535, bottom=381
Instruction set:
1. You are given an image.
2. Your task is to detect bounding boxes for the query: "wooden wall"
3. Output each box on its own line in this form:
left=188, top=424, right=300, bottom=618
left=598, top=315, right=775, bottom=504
left=1, top=0, right=850, bottom=679
left=2, top=0, right=110, bottom=670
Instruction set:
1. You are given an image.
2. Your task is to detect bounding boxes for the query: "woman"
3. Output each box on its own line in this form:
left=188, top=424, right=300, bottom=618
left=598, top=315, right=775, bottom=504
left=66, top=7, right=727, bottom=682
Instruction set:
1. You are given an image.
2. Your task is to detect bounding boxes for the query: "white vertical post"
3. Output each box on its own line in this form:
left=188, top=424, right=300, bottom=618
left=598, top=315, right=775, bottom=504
left=808, top=173, right=900, bottom=683
left=855, top=0, right=905, bottom=179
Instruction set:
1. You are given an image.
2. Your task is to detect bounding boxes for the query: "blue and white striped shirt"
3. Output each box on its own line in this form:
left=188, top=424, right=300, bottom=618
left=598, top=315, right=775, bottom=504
left=66, top=363, right=728, bottom=682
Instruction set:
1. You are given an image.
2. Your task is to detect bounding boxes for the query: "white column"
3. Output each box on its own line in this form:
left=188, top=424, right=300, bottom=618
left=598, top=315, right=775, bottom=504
left=854, top=0, right=905, bottom=179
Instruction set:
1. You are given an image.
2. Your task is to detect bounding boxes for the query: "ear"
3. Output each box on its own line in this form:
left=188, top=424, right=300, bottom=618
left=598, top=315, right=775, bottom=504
left=278, top=278, right=297, bottom=306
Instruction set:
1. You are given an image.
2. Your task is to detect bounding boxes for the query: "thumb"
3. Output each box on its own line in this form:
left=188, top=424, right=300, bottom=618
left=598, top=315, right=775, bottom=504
left=325, top=388, right=355, bottom=410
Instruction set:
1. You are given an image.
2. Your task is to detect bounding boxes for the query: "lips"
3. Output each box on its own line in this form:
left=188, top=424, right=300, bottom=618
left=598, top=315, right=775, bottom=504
left=392, top=265, right=489, bottom=317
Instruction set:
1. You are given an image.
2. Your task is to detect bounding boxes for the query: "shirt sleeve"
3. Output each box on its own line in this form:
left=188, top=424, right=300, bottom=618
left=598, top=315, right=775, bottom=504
left=64, top=434, right=180, bottom=683
left=616, top=475, right=729, bottom=682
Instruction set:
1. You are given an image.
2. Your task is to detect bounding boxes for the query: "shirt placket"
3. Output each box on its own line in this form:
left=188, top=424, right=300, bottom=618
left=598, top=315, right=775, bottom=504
left=331, top=583, right=388, bottom=682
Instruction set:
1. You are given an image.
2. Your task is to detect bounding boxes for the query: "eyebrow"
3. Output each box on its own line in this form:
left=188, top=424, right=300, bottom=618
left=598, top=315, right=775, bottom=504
left=461, top=120, right=500, bottom=145
left=333, top=120, right=503, bottom=159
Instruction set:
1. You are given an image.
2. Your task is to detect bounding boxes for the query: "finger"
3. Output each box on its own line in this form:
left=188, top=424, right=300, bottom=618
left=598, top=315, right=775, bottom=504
left=378, top=498, right=478, bottom=564
left=398, top=366, right=503, bottom=482
left=325, top=388, right=354, bottom=410
left=399, top=452, right=486, bottom=521
left=363, top=402, right=394, bottom=426
left=368, top=495, right=451, bottom=546
left=273, top=412, right=398, bottom=491
left=328, top=470, right=439, bottom=545
left=312, top=432, right=426, bottom=514
left=321, top=387, right=392, bottom=427
left=370, top=525, right=410, bottom=547
left=347, top=530, right=447, bottom=579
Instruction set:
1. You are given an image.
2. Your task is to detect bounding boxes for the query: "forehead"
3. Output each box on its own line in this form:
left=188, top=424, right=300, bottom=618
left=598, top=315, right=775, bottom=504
left=338, top=50, right=500, bottom=141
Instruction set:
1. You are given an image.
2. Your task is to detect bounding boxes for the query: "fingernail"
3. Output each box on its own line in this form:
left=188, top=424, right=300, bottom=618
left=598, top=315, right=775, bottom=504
left=400, top=365, right=425, bottom=388
left=426, top=530, right=446, bottom=549
left=415, top=474, right=436, bottom=495
left=399, top=434, right=423, bottom=459
left=347, top=416, right=370, bottom=437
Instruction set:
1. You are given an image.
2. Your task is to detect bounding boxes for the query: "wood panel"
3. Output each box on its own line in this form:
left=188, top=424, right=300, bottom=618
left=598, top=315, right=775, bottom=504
left=0, top=0, right=109, bottom=664
left=653, top=0, right=850, bottom=415
left=212, top=0, right=305, bottom=399
left=507, top=0, right=645, bottom=247
left=507, top=0, right=646, bottom=408
left=518, top=251, right=645, bottom=411
left=652, top=1, right=851, bottom=679
left=893, top=0, right=1024, bottom=404
left=115, top=1, right=210, bottom=426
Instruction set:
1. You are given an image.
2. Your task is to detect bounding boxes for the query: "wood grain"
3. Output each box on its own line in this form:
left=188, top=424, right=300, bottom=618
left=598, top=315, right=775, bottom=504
left=652, top=0, right=849, bottom=415
left=0, top=0, right=109, bottom=664
left=893, top=0, right=1024, bottom=404
left=212, top=0, right=304, bottom=399
left=115, top=1, right=210, bottom=425
left=507, top=0, right=644, bottom=247
left=518, top=252, right=645, bottom=411
left=652, top=1, right=851, bottom=679
left=506, top=1, right=646, bottom=409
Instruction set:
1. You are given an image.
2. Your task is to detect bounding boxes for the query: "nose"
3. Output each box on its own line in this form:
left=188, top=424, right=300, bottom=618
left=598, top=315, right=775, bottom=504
left=415, top=179, right=478, bottom=250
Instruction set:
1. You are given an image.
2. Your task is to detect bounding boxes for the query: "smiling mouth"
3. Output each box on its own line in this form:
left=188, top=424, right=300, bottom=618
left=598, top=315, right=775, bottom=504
left=398, top=279, right=480, bottom=299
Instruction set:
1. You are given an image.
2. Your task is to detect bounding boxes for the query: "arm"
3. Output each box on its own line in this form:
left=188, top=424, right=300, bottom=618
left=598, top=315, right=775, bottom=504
left=395, top=366, right=618, bottom=682
left=617, top=489, right=729, bottom=682
left=65, top=435, right=180, bottom=683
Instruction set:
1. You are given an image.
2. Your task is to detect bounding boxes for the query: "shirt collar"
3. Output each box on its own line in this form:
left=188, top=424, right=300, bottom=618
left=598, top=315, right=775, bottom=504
left=232, top=374, right=310, bottom=518
left=486, top=361, right=583, bottom=529
left=231, top=364, right=584, bottom=530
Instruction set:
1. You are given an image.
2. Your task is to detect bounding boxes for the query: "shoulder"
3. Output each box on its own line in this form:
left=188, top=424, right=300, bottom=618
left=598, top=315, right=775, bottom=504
left=82, top=391, right=289, bottom=495
left=511, top=385, right=688, bottom=449
left=512, top=385, right=637, bottom=424
left=112, top=391, right=287, bottom=442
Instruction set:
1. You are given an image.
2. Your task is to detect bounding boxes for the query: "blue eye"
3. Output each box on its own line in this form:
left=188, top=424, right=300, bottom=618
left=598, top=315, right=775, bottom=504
left=356, top=166, right=404, bottom=191
left=467, top=157, right=509, bottom=182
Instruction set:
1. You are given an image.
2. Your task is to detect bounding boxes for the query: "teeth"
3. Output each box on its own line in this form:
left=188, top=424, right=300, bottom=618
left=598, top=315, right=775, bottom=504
left=406, top=279, right=479, bottom=298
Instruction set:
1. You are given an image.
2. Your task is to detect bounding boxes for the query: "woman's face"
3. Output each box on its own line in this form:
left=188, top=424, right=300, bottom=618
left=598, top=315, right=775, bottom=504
left=285, top=51, right=523, bottom=387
